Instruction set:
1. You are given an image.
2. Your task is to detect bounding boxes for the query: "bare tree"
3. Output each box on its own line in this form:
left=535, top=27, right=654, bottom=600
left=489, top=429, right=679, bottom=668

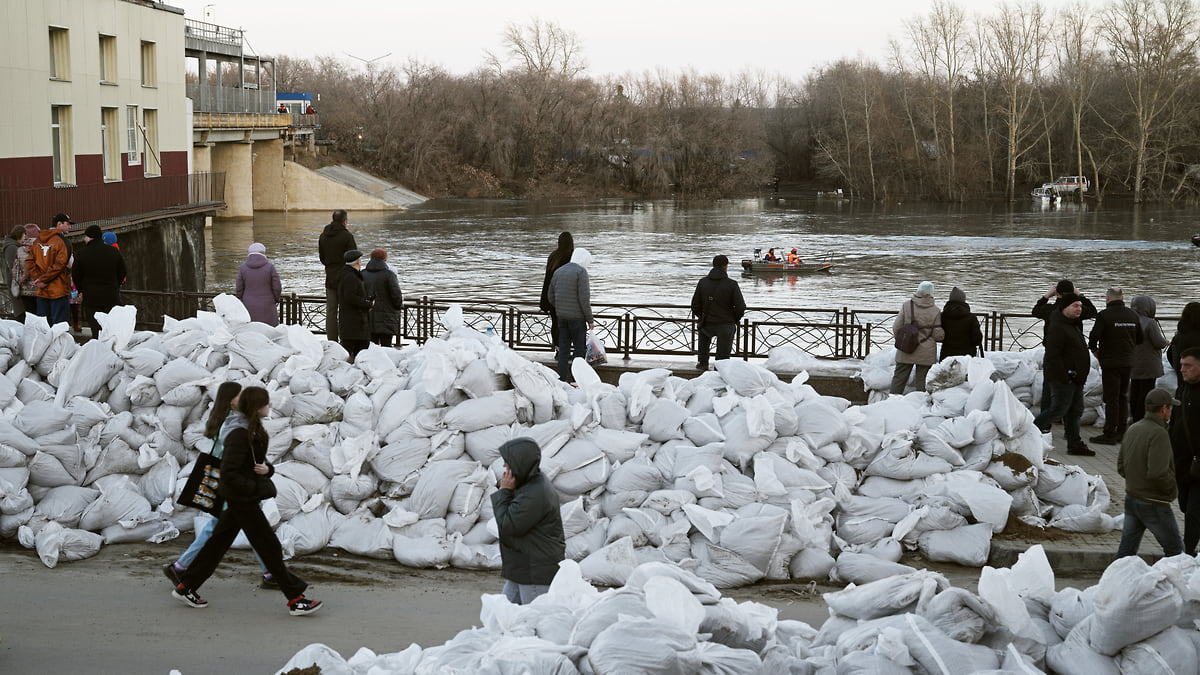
left=982, top=1, right=1054, bottom=199
left=1055, top=2, right=1101, bottom=195
left=1099, top=0, right=1200, bottom=202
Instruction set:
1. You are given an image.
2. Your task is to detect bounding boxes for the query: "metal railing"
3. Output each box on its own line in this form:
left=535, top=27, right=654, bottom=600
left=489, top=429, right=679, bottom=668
left=0, top=172, right=225, bottom=227
left=188, top=83, right=279, bottom=115
left=110, top=291, right=1177, bottom=360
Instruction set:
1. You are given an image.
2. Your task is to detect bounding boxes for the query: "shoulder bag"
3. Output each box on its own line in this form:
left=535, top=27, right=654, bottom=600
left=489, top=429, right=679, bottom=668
left=895, top=301, right=921, bottom=354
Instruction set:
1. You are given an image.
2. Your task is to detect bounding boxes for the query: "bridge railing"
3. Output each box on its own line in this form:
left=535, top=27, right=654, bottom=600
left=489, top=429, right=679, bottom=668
left=110, top=291, right=1178, bottom=359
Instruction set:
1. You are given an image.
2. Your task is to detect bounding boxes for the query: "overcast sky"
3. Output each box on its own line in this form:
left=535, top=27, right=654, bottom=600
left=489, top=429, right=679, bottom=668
left=171, top=0, right=929, bottom=81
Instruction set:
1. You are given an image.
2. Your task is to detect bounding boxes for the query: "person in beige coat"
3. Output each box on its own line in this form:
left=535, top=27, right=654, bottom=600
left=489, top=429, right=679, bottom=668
left=890, top=281, right=945, bottom=394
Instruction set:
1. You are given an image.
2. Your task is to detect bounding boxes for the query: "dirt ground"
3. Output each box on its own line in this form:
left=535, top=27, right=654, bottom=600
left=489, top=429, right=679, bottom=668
left=0, top=538, right=1102, bottom=674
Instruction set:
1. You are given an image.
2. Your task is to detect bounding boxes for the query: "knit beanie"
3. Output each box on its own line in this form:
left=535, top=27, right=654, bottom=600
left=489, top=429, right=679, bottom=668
left=917, top=281, right=934, bottom=295
left=949, top=286, right=966, bottom=303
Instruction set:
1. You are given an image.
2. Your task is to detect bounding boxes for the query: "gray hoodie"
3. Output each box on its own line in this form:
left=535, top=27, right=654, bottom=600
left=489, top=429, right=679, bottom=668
left=1131, top=295, right=1169, bottom=379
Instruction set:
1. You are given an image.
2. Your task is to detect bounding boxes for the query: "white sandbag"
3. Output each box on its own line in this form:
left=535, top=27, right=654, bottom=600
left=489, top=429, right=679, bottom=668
left=26, top=521, right=103, bottom=567
left=990, top=380, right=1035, bottom=437
left=824, top=570, right=947, bottom=620
left=925, top=356, right=971, bottom=391
left=607, top=456, right=663, bottom=494
left=1115, top=626, right=1197, bottom=675
left=1045, top=618, right=1120, bottom=675
left=328, top=508, right=395, bottom=559
left=640, top=397, right=690, bottom=442
left=1049, top=586, right=1093, bottom=639
left=718, top=504, right=788, bottom=574
left=30, top=485, right=98, bottom=529
left=587, top=616, right=700, bottom=674
left=14, top=399, right=73, bottom=440
left=917, top=586, right=996, bottom=644
left=291, top=390, right=344, bottom=425
left=442, top=390, right=519, bottom=433
left=408, top=460, right=479, bottom=519
left=794, top=399, right=851, bottom=448
left=52, top=340, right=123, bottom=406
left=282, top=504, right=341, bottom=555
left=1088, top=555, right=1182, bottom=655
left=864, top=431, right=954, bottom=480
left=917, top=523, right=992, bottom=566
left=835, top=613, right=1000, bottom=674
left=579, top=536, right=639, bottom=587
left=589, top=427, right=649, bottom=464
left=26, top=450, right=83, bottom=488
left=715, top=359, right=779, bottom=397
left=78, top=486, right=154, bottom=531
left=370, top=437, right=431, bottom=485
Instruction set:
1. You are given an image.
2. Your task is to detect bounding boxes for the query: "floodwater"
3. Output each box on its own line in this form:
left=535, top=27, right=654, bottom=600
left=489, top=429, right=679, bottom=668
left=205, top=198, right=1200, bottom=316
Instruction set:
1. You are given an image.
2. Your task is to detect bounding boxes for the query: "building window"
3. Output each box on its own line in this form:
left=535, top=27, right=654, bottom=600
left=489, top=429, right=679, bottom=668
left=102, top=107, right=121, bottom=180
left=49, top=27, right=70, bottom=80
left=51, top=105, right=74, bottom=184
left=126, top=105, right=140, bottom=165
left=143, top=109, right=160, bottom=176
left=140, top=41, right=156, bottom=87
left=99, top=34, right=116, bottom=84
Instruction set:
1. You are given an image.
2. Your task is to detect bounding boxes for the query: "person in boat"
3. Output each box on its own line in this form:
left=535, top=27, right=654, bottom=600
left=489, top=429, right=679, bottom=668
left=787, top=248, right=801, bottom=265
left=764, top=248, right=779, bottom=262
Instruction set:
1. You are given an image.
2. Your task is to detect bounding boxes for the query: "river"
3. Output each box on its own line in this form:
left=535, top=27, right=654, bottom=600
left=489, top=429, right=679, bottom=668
left=204, top=198, right=1200, bottom=317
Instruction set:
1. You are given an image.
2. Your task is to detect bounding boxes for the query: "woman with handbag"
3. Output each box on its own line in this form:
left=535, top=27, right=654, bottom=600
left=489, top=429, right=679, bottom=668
left=163, top=382, right=274, bottom=589
left=172, top=386, right=323, bottom=615
left=889, top=281, right=945, bottom=394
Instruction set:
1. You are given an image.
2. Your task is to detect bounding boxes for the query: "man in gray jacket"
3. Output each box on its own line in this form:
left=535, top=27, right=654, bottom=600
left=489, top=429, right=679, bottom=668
left=1116, top=388, right=1183, bottom=558
left=548, top=248, right=594, bottom=382
left=491, top=437, right=565, bottom=605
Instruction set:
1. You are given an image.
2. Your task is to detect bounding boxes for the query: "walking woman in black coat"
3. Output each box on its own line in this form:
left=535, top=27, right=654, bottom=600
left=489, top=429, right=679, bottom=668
left=172, top=386, right=323, bottom=616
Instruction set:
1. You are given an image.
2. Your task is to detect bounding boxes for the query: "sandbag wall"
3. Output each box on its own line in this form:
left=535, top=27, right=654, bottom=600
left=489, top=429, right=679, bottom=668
left=275, top=546, right=1200, bottom=674
left=0, top=297, right=1110, bottom=587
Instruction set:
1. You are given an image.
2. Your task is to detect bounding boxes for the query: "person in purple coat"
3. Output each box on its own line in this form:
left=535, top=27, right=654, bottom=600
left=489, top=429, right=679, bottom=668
left=236, top=243, right=282, bottom=326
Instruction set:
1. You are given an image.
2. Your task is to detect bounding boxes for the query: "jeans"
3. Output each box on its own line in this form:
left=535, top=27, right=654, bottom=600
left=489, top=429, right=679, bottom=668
left=697, top=322, right=735, bottom=365
left=178, top=499, right=307, bottom=601
left=502, top=580, right=550, bottom=605
left=1033, top=380, right=1085, bottom=449
left=178, top=509, right=267, bottom=572
left=1100, top=366, right=1132, bottom=436
left=1130, top=377, right=1157, bottom=423
left=36, top=295, right=69, bottom=326
left=556, top=318, right=587, bottom=381
left=325, top=294, right=339, bottom=342
left=890, top=362, right=931, bottom=394
left=1116, top=494, right=1183, bottom=558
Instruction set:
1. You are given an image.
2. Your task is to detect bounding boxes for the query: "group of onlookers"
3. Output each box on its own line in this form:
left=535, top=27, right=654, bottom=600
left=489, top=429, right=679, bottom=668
left=882, top=277, right=1200, bottom=563
left=1, top=213, right=126, bottom=339
left=315, top=209, right=403, bottom=360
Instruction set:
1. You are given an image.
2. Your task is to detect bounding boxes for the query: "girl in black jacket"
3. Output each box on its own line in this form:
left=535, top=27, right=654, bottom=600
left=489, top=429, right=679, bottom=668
left=173, top=387, right=322, bottom=615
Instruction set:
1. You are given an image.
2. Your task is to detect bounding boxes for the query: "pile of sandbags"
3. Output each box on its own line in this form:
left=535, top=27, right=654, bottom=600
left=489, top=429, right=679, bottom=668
left=0, top=297, right=1110, bottom=589
left=273, top=545, right=1200, bottom=674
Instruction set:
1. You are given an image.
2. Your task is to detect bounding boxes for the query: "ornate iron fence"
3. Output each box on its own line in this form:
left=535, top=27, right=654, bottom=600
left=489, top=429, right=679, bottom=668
left=112, top=291, right=1180, bottom=360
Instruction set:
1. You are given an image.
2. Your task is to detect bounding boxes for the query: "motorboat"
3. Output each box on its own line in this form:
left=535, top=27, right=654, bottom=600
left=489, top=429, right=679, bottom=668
left=741, top=249, right=834, bottom=275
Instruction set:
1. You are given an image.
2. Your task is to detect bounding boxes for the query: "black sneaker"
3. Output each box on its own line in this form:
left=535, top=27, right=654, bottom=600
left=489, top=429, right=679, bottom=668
left=1090, top=434, right=1119, bottom=445
left=1067, top=445, right=1096, bottom=456
left=288, top=596, right=323, bottom=616
left=172, top=586, right=207, bottom=609
left=260, top=574, right=280, bottom=590
left=163, top=563, right=182, bottom=586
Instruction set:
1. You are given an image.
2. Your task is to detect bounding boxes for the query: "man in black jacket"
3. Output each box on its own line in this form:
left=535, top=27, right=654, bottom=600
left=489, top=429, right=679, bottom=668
left=690, top=254, right=746, bottom=370
left=1172, top=348, right=1200, bottom=554
left=1089, top=287, right=1144, bottom=444
left=1033, top=294, right=1094, bottom=456
left=336, top=250, right=373, bottom=361
left=1032, top=279, right=1097, bottom=420
left=317, top=209, right=357, bottom=342
left=70, top=225, right=125, bottom=340
left=491, top=437, right=565, bottom=605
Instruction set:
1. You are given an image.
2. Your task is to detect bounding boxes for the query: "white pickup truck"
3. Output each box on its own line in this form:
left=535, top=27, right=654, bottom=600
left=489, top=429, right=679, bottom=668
left=1051, top=176, right=1089, bottom=195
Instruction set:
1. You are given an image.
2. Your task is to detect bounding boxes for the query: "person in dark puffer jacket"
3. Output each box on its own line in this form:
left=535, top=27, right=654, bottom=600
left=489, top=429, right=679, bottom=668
left=361, top=249, right=403, bottom=347
left=939, top=286, right=982, bottom=360
left=491, top=437, right=565, bottom=606
left=1034, top=294, right=1094, bottom=456
left=690, top=254, right=746, bottom=370
left=1168, top=302, right=1200, bottom=391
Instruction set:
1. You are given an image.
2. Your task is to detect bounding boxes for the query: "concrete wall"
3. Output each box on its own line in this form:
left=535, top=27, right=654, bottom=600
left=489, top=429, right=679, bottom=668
left=212, top=141, right=253, bottom=218
left=252, top=138, right=285, bottom=210
left=273, top=161, right=397, bottom=211
left=98, top=212, right=207, bottom=293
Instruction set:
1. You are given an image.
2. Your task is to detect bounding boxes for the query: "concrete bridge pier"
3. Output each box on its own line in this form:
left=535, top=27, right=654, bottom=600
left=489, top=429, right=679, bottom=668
left=212, top=140, right=254, bottom=219
left=252, top=138, right=285, bottom=211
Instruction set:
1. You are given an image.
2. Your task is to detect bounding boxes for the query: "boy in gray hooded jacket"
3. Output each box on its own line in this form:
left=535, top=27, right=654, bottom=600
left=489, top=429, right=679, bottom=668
left=491, top=437, right=565, bottom=605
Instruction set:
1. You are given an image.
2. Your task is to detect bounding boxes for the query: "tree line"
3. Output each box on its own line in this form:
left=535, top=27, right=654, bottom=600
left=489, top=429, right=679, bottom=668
left=271, top=1, right=1200, bottom=203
